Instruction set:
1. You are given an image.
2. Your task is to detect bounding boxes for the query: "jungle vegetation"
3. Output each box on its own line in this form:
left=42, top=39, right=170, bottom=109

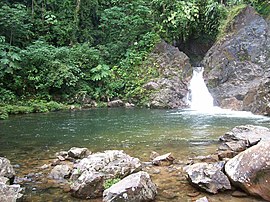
left=0, top=0, right=268, bottom=118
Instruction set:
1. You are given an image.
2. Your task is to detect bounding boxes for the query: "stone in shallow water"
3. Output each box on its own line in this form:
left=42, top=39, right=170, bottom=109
left=185, top=161, right=231, bottom=194
left=103, top=171, right=157, bottom=202
left=0, top=157, right=15, bottom=180
left=70, top=150, right=142, bottom=199
left=49, top=164, right=71, bottom=180
left=152, top=153, right=175, bottom=166
left=68, top=147, right=91, bottom=159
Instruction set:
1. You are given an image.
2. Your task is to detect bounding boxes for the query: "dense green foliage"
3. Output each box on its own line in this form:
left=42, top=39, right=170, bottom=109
left=0, top=0, right=268, bottom=118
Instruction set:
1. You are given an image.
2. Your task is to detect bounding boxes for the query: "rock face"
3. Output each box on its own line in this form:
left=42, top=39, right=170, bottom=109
left=203, top=6, right=270, bottom=115
left=144, top=40, right=191, bottom=108
left=70, top=150, right=142, bottom=199
left=185, top=162, right=231, bottom=194
left=225, top=141, right=270, bottom=201
left=103, top=171, right=157, bottom=202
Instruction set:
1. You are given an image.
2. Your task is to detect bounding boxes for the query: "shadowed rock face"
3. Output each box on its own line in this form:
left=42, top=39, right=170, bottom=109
left=144, top=40, right=191, bottom=109
left=203, top=6, right=270, bottom=115
left=225, top=141, right=270, bottom=201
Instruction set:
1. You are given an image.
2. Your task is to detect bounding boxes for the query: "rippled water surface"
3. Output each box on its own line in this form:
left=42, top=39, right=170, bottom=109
left=0, top=108, right=269, bottom=201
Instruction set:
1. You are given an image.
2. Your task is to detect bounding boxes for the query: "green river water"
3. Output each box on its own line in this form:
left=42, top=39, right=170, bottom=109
left=0, top=108, right=269, bottom=201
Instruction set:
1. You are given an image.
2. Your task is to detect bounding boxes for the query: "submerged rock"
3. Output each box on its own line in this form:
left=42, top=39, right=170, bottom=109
left=70, top=150, right=142, bottom=199
left=225, top=141, right=270, bottom=201
left=185, top=162, right=231, bottom=194
left=103, top=171, right=157, bottom=202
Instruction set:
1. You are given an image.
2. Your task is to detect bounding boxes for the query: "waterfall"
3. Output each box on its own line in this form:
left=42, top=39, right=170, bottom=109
left=188, top=67, right=214, bottom=110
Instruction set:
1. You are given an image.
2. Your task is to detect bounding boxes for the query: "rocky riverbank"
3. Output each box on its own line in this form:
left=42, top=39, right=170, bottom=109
left=2, top=124, right=269, bottom=202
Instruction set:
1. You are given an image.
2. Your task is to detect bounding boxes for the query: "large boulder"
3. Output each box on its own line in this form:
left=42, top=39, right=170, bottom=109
left=203, top=6, right=270, bottom=115
left=220, top=125, right=270, bottom=145
left=70, top=150, right=142, bottom=199
left=144, top=40, right=191, bottom=109
left=225, top=141, right=270, bottom=201
left=185, top=162, right=231, bottom=194
left=103, top=171, right=157, bottom=202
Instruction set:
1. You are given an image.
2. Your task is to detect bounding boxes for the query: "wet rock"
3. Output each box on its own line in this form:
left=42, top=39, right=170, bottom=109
left=231, top=190, right=248, bottom=197
left=0, top=183, right=23, bottom=202
left=103, top=171, right=157, bottom=202
left=196, top=196, right=209, bottom=202
left=220, top=97, right=243, bottom=111
left=225, top=141, right=270, bottom=201
left=152, top=153, right=175, bottom=166
left=70, top=150, right=142, bottom=199
left=0, top=157, right=15, bottom=180
left=107, top=100, right=124, bottom=107
left=185, top=162, right=231, bottom=194
left=49, top=165, right=71, bottom=180
left=187, top=191, right=201, bottom=197
left=68, top=147, right=91, bottom=159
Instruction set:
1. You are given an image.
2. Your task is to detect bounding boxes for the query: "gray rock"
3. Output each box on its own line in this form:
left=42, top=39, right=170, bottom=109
left=152, top=153, right=175, bottom=166
left=196, top=196, right=209, bottom=202
left=0, top=176, right=9, bottom=184
left=0, top=157, right=15, bottom=180
left=225, top=141, right=270, bottom=201
left=185, top=162, right=231, bottom=194
left=144, top=40, right=191, bottom=109
left=103, top=171, right=157, bottom=202
left=220, top=125, right=270, bottom=146
left=143, top=82, right=159, bottom=90
left=70, top=150, right=142, bottom=199
left=68, top=147, right=91, bottom=159
left=203, top=6, right=270, bottom=115
left=71, top=170, right=105, bottom=199
left=0, top=183, right=23, bottom=202
left=49, top=164, right=71, bottom=180
left=108, top=100, right=124, bottom=107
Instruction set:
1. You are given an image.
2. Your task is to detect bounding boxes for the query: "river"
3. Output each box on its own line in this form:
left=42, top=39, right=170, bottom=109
left=0, top=108, right=269, bottom=201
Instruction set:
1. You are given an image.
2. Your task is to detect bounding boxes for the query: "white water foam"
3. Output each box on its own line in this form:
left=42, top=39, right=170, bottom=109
left=187, top=67, right=214, bottom=110
left=185, top=67, right=270, bottom=120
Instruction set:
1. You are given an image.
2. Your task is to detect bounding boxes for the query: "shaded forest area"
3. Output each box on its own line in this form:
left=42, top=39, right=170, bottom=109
left=0, top=0, right=268, bottom=117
